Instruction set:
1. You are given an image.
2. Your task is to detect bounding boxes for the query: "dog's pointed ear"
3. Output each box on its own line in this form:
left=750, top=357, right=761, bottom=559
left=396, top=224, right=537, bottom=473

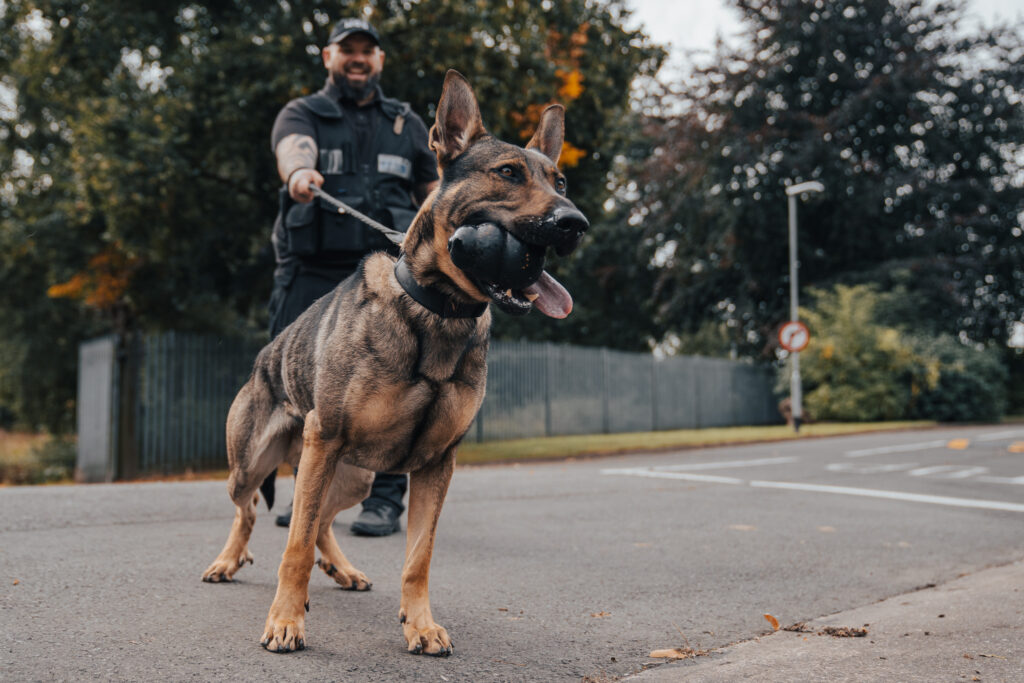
left=430, top=70, right=486, bottom=166
left=526, top=104, right=564, bottom=165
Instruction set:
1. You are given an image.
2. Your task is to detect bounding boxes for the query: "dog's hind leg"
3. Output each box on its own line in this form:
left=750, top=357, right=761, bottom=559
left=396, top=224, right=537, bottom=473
left=399, top=449, right=456, bottom=656
left=261, top=409, right=339, bottom=653
left=202, top=401, right=300, bottom=583
left=315, top=463, right=375, bottom=590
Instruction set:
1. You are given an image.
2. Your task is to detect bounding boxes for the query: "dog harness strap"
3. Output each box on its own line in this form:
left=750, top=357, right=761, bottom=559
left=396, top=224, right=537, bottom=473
left=394, top=256, right=488, bottom=319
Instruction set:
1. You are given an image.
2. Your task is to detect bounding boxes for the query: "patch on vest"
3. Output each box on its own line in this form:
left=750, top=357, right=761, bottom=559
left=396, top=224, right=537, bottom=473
left=320, top=148, right=343, bottom=174
left=378, top=154, right=412, bottom=180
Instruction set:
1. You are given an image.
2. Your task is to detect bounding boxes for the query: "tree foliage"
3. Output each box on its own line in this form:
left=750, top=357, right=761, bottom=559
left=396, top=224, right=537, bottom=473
left=0, top=0, right=662, bottom=429
left=632, top=0, right=1024, bottom=358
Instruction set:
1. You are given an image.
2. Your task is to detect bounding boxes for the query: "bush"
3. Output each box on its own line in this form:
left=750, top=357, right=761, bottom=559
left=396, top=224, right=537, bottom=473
left=789, top=285, right=919, bottom=421
left=908, top=335, right=1008, bottom=422
left=787, top=284, right=1007, bottom=423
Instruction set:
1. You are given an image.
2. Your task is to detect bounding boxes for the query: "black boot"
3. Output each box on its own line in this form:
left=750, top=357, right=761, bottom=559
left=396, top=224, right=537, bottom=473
left=350, top=503, right=402, bottom=536
left=275, top=501, right=292, bottom=528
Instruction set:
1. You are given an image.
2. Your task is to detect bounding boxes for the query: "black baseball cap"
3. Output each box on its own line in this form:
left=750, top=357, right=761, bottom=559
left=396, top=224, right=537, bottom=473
left=328, top=18, right=381, bottom=46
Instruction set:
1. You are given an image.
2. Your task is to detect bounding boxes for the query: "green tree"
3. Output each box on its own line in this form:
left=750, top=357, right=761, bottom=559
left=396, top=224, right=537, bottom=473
left=0, top=0, right=662, bottom=428
left=632, top=0, right=1024, bottom=358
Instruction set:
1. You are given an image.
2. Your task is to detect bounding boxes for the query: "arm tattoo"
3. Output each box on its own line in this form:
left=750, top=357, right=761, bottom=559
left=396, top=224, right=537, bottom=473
left=275, top=134, right=318, bottom=183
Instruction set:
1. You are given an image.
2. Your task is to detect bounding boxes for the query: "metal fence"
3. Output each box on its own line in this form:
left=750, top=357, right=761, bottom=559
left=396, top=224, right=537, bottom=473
left=77, top=332, right=779, bottom=479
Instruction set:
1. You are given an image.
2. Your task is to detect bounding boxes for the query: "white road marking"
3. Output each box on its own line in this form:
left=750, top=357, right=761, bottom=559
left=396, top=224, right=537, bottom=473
left=844, top=440, right=948, bottom=457
left=977, top=475, right=1024, bottom=485
left=908, top=465, right=960, bottom=477
left=977, top=429, right=1024, bottom=442
left=826, top=462, right=919, bottom=474
left=655, top=456, right=798, bottom=471
left=599, top=468, right=745, bottom=485
left=748, top=480, right=1024, bottom=513
left=602, top=468, right=1024, bottom=513
left=938, top=467, right=989, bottom=479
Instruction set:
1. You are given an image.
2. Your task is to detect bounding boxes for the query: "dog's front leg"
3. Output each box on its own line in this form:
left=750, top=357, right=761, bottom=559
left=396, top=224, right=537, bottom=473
left=261, top=411, right=339, bottom=653
left=399, top=449, right=455, bottom=656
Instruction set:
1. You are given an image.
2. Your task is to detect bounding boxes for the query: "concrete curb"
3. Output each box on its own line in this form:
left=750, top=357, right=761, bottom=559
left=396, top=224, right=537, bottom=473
left=628, top=559, right=1024, bottom=682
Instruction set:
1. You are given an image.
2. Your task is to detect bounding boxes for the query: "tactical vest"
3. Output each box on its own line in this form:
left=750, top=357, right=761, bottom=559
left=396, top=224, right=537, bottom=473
left=278, top=90, right=422, bottom=265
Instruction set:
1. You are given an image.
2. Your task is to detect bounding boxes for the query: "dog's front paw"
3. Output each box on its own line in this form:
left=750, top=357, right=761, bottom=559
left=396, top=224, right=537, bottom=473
left=260, top=615, right=306, bottom=653
left=316, top=558, right=372, bottom=591
left=201, top=549, right=253, bottom=583
left=400, top=609, right=452, bottom=656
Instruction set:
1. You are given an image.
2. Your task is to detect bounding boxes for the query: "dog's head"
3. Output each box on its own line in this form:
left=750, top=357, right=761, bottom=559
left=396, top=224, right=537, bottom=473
left=410, top=70, right=589, bottom=318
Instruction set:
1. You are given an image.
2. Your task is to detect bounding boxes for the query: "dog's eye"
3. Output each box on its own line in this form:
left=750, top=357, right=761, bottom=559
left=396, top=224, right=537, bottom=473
left=498, top=165, right=517, bottom=178
left=555, top=176, right=567, bottom=194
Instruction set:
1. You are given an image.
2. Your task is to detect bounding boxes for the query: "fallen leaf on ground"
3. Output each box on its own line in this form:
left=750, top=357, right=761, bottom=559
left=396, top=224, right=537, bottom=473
left=763, top=614, right=780, bottom=630
left=591, top=611, right=611, bottom=618
left=497, top=607, right=508, bottom=612
left=820, top=626, right=868, bottom=637
left=12, top=579, right=19, bottom=586
left=1008, top=442, right=1024, bottom=453
left=947, top=438, right=970, bottom=450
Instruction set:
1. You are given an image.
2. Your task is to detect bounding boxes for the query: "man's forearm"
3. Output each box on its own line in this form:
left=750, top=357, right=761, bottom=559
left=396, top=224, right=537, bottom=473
left=275, top=133, right=318, bottom=184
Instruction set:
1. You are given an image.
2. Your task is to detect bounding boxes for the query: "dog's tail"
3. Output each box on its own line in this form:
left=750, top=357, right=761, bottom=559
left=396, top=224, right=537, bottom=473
left=259, top=470, right=276, bottom=510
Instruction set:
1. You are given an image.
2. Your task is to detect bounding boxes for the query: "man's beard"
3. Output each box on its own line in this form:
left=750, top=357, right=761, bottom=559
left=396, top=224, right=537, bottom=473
left=334, top=71, right=381, bottom=102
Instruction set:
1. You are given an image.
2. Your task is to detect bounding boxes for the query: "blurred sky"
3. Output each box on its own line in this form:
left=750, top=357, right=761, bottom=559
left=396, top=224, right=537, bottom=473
left=627, top=0, right=1024, bottom=75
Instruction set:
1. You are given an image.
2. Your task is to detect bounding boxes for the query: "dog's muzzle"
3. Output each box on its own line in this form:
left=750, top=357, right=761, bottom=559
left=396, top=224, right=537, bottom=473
left=448, top=223, right=545, bottom=290
left=448, top=218, right=586, bottom=319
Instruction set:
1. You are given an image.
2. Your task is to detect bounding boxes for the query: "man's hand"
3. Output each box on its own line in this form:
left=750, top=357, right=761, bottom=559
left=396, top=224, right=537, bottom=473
left=288, top=168, right=324, bottom=203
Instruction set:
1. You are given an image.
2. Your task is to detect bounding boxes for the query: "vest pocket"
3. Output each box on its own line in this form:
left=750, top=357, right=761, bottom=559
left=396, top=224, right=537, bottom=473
left=320, top=196, right=371, bottom=251
left=284, top=201, right=319, bottom=256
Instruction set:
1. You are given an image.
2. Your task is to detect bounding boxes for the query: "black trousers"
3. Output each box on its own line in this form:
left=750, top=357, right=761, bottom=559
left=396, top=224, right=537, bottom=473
left=269, top=266, right=407, bottom=514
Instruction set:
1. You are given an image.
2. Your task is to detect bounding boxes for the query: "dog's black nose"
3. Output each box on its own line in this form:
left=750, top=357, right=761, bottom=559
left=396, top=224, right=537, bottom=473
left=552, top=207, right=589, bottom=235
left=550, top=207, right=589, bottom=256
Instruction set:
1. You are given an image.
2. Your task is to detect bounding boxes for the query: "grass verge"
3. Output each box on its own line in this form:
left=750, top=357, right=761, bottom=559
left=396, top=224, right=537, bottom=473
left=456, top=421, right=935, bottom=465
left=0, top=431, right=76, bottom=485
left=0, top=419, right=947, bottom=483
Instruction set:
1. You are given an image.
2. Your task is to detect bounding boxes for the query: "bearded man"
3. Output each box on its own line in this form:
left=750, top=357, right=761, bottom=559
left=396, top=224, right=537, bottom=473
left=264, top=17, right=438, bottom=536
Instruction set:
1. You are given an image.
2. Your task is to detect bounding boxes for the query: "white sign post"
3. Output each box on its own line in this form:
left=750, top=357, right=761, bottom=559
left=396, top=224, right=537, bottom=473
left=784, top=181, right=824, bottom=432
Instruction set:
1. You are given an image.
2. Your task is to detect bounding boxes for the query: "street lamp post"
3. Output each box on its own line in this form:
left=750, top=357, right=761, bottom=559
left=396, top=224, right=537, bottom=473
left=784, top=180, right=824, bottom=433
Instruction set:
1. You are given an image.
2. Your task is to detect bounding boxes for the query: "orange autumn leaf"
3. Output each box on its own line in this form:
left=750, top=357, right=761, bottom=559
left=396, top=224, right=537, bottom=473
left=560, top=141, right=586, bottom=168
left=764, top=613, right=780, bottom=630
left=557, top=68, right=584, bottom=101
left=48, top=245, right=139, bottom=310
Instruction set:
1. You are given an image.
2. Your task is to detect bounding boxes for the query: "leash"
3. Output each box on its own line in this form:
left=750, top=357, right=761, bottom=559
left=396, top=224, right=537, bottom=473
left=308, top=184, right=406, bottom=246
left=307, top=183, right=485, bottom=318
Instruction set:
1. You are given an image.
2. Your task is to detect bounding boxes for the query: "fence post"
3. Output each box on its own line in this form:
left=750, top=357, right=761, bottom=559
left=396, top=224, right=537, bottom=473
left=601, top=347, right=610, bottom=433
left=544, top=343, right=553, bottom=437
left=650, top=354, right=658, bottom=431
left=75, top=335, right=119, bottom=482
left=116, top=333, right=141, bottom=480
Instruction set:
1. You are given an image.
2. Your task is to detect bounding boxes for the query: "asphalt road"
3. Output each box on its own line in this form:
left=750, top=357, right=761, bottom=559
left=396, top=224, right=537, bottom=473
left=2, top=424, right=1023, bottom=681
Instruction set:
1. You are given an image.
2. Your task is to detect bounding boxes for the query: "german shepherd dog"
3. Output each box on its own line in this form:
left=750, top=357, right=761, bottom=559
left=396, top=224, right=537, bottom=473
left=202, top=71, right=589, bottom=655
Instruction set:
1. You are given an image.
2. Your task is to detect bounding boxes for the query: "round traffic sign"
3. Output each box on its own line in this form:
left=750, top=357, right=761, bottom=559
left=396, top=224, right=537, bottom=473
left=778, top=321, right=810, bottom=352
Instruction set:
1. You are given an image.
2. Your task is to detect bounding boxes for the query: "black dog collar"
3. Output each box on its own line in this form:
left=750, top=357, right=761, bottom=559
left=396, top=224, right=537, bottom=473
left=394, top=256, right=488, bottom=319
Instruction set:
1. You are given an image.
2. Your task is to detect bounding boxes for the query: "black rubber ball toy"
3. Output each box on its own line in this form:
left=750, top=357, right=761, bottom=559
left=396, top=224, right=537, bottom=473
left=448, top=223, right=546, bottom=290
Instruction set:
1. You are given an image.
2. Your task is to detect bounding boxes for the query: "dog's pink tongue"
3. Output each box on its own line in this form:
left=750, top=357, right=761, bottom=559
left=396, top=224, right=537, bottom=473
left=525, top=271, right=573, bottom=318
